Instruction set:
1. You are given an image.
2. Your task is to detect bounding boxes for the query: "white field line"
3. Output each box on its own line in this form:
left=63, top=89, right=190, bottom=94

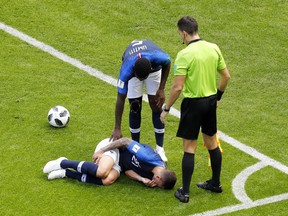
left=1, top=22, right=287, bottom=215
left=191, top=193, right=288, bottom=216
left=232, top=161, right=267, bottom=203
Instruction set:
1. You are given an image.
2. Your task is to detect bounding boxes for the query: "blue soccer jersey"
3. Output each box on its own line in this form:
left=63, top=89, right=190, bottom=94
left=119, top=141, right=166, bottom=179
left=117, top=40, right=171, bottom=95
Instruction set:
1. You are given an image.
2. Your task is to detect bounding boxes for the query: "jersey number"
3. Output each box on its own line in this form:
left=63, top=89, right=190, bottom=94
left=131, top=40, right=143, bottom=47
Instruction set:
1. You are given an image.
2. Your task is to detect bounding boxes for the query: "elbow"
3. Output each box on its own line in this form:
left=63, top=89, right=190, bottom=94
left=225, top=74, right=231, bottom=82
left=173, top=85, right=183, bottom=93
left=120, top=137, right=131, bottom=147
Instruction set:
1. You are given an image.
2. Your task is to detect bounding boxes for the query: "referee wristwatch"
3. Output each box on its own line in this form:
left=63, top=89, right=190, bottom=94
left=163, top=105, right=170, bottom=112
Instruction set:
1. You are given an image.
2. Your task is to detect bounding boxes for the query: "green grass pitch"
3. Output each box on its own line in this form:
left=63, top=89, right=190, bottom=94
left=0, top=0, right=287, bottom=215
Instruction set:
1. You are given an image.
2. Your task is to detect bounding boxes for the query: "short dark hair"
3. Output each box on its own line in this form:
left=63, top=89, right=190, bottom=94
left=177, top=16, right=198, bottom=35
left=162, top=170, right=177, bottom=190
left=134, top=58, right=151, bottom=80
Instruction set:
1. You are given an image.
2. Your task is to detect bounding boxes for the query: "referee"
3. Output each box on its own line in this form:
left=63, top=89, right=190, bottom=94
left=160, top=16, right=230, bottom=203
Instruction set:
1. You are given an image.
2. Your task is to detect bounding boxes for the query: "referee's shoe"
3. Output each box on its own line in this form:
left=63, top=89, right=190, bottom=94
left=174, top=188, right=189, bottom=203
left=197, top=180, right=223, bottom=193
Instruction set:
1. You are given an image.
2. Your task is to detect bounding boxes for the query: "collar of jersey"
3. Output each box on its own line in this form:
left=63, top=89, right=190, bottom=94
left=188, top=38, right=202, bottom=45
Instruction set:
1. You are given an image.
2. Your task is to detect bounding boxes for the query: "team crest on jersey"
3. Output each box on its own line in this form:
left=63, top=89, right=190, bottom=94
left=117, top=79, right=124, bottom=88
left=132, top=144, right=140, bottom=153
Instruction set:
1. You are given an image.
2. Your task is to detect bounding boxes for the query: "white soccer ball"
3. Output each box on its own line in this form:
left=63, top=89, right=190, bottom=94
left=47, top=105, right=70, bottom=128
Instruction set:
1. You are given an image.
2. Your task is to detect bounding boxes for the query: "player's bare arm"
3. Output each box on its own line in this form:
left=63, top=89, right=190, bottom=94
left=125, top=170, right=157, bottom=187
left=155, top=62, right=171, bottom=107
left=92, top=137, right=132, bottom=163
left=111, top=93, right=127, bottom=141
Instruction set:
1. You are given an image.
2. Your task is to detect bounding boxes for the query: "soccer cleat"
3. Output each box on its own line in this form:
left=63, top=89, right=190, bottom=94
left=196, top=180, right=223, bottom=193
left=155, top=146, right=168, bottom=162
left=174, top=187, right=189, bottom=203
left=43, top=157, right=67, bottom=174
left=48, top=169, right=66, bottom=180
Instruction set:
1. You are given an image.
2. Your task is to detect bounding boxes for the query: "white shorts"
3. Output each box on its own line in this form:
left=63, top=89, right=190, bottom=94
left=94, top=138, right=121, bottom=174
left=127, top=69, right=161, bottom=99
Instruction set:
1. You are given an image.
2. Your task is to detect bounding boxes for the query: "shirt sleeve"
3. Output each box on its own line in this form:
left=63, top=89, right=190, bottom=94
left=214, top=45, right=226, bottom=70
left=173, top=51, right=189, bottom=76
left=117, top=57, right=135, bottom=94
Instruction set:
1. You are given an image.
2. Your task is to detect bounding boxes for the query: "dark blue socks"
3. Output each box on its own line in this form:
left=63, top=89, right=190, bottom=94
left=60, top=160, right=98, bottom=177
left=65, top=169, right=103, bottom=185
left=152, top=111, right=164, bottom=147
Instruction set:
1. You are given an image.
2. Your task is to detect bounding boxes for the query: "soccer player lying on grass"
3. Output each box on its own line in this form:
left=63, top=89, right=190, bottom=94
left=43, top=138, right=177, bottom=189
left=43, top=138, right=121, bottom=186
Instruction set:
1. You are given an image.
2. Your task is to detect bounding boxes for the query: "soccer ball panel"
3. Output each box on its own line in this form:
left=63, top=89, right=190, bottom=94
left=48, top=105, right=70, bottom=128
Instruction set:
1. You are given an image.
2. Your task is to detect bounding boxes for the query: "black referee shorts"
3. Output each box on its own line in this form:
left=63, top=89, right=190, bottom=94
left=176, top=94, right=217, bottom=140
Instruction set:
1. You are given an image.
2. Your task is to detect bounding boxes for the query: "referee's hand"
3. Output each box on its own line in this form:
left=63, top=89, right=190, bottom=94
left=160, top=111, right=168, bottom=123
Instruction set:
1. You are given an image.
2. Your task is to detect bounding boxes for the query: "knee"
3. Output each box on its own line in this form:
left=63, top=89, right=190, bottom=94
left=102, top=172, right=120, bottom=186
left=130, top=99, right=142, bottom=113
left=102, top=176, right=118, bottom=186
left=96, top=168, right=110, bottom=179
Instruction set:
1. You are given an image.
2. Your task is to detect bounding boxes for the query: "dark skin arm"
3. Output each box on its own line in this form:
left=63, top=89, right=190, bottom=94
left=155, top=62, right=171, bottom=108
left=110, top=93, right=127, bottom=141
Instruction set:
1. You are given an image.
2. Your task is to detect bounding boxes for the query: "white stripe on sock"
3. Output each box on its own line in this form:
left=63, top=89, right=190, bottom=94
left=77, top=161, right=84, bottom=173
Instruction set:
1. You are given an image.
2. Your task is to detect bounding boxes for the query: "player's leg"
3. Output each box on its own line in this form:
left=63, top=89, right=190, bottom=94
left=66, top=156, right=120, bottom=186
left=43, top=157, right=99, bottom=177
left=94, top=138, right=121, bottom=179
left=101, top=169, right=120, bottom=185
left=46, top=160, right=104, bottom=185
left=127, top=77, right=144, bottom=142
left=128, top=97, right=142, bottom=142
left=148, top=94, right=165, bottom=147
left=46, top=139, right=121, bottom=186
left=145, top=70, right=167, bottom=161
left=48, top=169, right=104, bottom=185
left=96, top=155, right=117, bottom=178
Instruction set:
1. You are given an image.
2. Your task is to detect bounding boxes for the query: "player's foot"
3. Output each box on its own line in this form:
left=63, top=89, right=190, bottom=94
left=155, top=146, right=168, bottom=162
left=43, top=157, right=67, bottom=173
left=48, top=169, right=66, bottom=180
left=174, top=187, right=189, bottom=203
left=196, top=180, right=223, bottom=193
